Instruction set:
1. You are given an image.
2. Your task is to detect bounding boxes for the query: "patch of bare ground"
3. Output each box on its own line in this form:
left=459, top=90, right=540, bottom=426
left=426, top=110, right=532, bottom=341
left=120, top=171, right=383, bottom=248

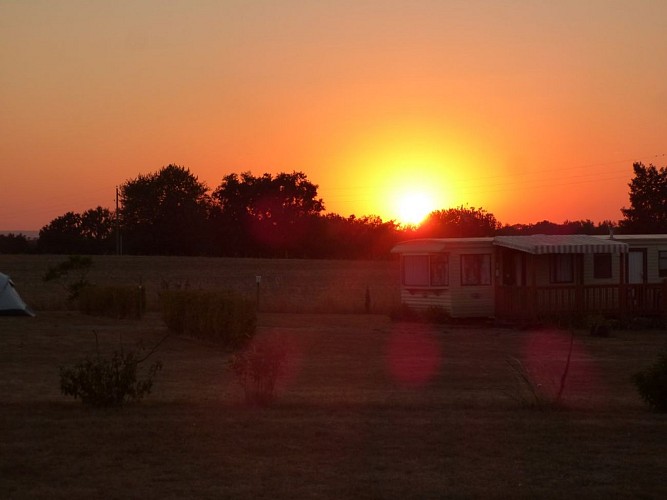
left=1, top=311, right=666, bottom=499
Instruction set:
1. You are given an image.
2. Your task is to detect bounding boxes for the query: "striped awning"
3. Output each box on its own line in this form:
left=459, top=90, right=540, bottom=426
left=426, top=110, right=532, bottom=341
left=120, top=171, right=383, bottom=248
left=494, top=235, right=628, bottom=254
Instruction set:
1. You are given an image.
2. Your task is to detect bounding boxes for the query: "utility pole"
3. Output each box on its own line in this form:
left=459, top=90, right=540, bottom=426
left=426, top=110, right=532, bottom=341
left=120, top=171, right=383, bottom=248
left=115, top=186, right=122, bottom=255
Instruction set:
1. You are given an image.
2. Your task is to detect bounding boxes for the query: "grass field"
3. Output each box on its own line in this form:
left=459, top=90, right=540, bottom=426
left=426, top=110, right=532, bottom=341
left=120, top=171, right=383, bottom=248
left=0, top=254, right=400, bottom=314
left=1, top=256, right=666, bottom=498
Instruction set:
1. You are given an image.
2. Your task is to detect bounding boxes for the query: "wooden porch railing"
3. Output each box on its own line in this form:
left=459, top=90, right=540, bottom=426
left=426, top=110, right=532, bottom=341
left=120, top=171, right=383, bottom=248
left=495, top=283, right=667, bottom=319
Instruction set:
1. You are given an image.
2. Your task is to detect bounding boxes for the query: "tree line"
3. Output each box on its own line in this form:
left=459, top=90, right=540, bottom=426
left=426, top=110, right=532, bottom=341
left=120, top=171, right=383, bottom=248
left=2, top=162, right=666, bottom=258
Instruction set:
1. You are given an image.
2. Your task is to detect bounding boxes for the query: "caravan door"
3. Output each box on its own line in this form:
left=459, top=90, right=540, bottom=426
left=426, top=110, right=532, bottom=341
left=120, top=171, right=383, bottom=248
left=628, top=249, right=647, bottom=284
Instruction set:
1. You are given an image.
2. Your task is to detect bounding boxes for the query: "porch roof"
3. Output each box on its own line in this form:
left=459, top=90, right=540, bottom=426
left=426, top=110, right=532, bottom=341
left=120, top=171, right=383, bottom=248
left=390, top=237, right=494, bottom=254
left=494, top=234, right=628, bottom=254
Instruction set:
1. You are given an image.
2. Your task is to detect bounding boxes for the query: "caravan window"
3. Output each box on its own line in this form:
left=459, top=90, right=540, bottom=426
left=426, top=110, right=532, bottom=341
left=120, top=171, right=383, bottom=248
left=593, top=253, right=612, bottom=279
left=402, top=254, right=449, bottom=286
left=461, top=254, right=491, bottom=286
left=659, top=251, right=667, bottom=278
left=430, top=254, right=449, bottom=286
left=550, top=254, right=574, bottom=283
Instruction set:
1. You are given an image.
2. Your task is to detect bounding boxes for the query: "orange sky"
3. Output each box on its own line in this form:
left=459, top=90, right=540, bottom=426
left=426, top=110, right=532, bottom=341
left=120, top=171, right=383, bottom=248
left=2, top=1, right=667, bottom=231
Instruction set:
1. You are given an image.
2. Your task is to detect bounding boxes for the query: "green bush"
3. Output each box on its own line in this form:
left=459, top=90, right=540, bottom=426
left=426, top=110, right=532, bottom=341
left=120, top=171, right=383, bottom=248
left=229, top=337, right=287, bottom=406
left=78, top=285, right=146, bottom=319
left=633, top=347, right=667, bottom=412
left=160, top=290, right=256, bottom=348
left=60, top=345, right=162, bottom=407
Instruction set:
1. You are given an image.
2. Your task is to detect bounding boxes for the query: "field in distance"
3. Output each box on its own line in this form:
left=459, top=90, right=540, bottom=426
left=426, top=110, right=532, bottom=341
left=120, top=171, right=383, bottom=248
left=0, top=254, right=400, bottom=314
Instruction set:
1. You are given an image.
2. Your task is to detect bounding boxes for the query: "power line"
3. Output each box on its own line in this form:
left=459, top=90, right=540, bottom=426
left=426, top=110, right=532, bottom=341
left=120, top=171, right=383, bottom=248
left=322, top=152, right=665, bottom=203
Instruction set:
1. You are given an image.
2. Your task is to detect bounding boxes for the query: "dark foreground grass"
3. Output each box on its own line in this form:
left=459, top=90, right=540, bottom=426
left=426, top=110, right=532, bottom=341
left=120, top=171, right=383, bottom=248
left=1, top=312, right=666, bottom=498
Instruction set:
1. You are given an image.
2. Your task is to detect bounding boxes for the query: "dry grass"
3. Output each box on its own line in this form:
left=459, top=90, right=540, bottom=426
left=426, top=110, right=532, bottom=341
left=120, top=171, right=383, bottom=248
left=0, top=254, right=400, bottom=314
left=1, top=307, right=666, bottom=499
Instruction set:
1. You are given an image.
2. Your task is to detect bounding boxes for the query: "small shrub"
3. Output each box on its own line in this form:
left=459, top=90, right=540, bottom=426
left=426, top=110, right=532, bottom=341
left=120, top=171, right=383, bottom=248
left=390, top=304, right=451, bottom=324
left=60, top=335, right=162, bottom=407
left=160, top=290, right=256, bottom=348
left=78, top=285, right=146, bottom=319
left=633, top=347, right=667, bottom=412
left=229, top=337, right=287, bottom=406
left=536, top=312, right=587, bottom=330
left=424, top=305, right=451, bottom=324
left=42, top=255, right=93, bottom=303
left=586, top=314, right=612, bottom=338
left=390, top=303, right=422, bottom=322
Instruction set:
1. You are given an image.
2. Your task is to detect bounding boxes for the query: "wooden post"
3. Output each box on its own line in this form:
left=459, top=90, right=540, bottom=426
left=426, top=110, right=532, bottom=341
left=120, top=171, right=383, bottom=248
left=619, top=253, right=626, bottom=320
left=495, top=247, right=503, bottom=318
left=575, top=254, right=584, bottom=316
left=529, top=254, right=537, bottom=322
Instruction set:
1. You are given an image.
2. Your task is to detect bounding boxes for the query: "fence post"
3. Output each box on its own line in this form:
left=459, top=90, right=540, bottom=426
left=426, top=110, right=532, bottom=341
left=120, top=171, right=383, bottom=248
left=618, top=253, right=627, bottom=322
left=529, top=255, right=538, bottom=322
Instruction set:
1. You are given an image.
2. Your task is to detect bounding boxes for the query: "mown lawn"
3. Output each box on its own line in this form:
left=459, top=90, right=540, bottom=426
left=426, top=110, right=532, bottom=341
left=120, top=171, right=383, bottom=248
left=1, top=311, right=666, bottom=499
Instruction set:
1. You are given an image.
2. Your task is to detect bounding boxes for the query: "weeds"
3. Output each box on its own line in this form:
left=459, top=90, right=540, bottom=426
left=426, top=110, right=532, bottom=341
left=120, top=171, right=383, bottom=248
left=506, top=329, right=575, bottom=409
left=229, top=337, right=288, bottom=407
left=42, top=255, right=93, bottom=303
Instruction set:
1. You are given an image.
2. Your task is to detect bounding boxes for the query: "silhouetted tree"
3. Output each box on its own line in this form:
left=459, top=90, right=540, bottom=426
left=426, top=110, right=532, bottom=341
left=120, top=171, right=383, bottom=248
left=563, top=219, right=602, bottom=235
left=0, top=233, right=32, bottom=254
left=38, top=208, right=114, bottom=254
left=497, top=219, right=611, bottom=236
left=80, top=207, right=116, bottom=251
left=308, top=214, right=402, bottom=259
left=210, top=172, right=254, bottom=256
left=120, top=165, right=211, bottom=255
left=620, top=162, right=667, bottom=233
left=38, top=207, right=114, bottom=254
left=39, top=212, right=83, bottom=254
left=211, top=171, right=324, bottom=257
left=351, top=215, right=402, bottom=259
left=418, top=206, right=500, bottom=238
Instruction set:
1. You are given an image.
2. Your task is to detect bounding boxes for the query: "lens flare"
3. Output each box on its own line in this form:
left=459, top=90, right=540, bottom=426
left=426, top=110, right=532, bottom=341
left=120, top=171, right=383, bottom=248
left=386, top=326, right=442, bottom=388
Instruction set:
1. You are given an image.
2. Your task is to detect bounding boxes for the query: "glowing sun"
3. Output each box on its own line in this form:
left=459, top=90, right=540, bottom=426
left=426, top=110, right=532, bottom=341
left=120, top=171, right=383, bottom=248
left=396, top=192, right=435, bottom=226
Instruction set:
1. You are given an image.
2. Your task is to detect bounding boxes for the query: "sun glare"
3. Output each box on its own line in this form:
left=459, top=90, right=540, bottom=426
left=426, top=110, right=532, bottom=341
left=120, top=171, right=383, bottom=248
left=397, top=191, right=435, bottom=226
left=326, top=120, right=479, bottom=223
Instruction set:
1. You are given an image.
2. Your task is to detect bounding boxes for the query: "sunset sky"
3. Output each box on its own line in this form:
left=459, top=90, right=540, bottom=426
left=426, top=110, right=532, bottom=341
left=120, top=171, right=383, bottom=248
left=2, top=1, right=667, bottom=231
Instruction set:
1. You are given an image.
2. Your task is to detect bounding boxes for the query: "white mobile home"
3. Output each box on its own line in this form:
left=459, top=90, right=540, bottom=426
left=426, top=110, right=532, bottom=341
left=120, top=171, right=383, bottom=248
left=392, top=234, right=667, bottom=319
left=391, top=237, right=496, bottom=318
